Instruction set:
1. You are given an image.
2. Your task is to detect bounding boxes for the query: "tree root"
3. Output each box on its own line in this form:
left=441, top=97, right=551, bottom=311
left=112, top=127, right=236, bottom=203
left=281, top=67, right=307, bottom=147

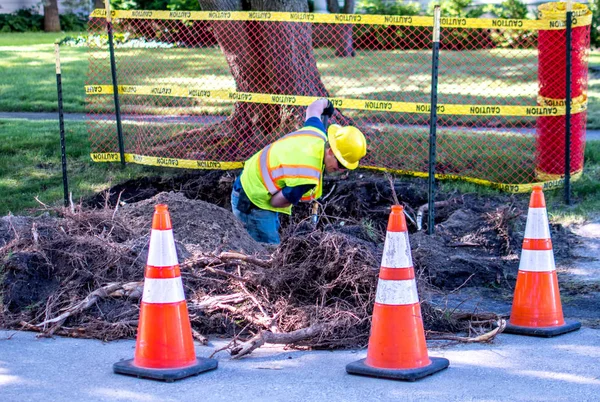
left=33, top=281, right=142, bottom=336
left=428, top=319, right=506, bottom=343
left=231, top=323, right=327, bottom=359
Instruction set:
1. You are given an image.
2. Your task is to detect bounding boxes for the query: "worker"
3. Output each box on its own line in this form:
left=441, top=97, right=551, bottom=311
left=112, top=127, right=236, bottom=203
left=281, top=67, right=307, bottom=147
left=231, top=98, right=368, bottom=244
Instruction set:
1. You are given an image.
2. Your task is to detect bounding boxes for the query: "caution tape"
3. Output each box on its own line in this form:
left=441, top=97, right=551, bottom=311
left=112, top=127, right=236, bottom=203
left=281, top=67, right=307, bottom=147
left=363, top=165, right=582, bottom=193
left=89, top=9, right=592, bottom=30
left=90, top=152, right=581, bottom=193
left=91, top=152, right=243, bottom=169
left=538, top=94, right=588, bottom=108
left=85, top=84, right=588, bottom=117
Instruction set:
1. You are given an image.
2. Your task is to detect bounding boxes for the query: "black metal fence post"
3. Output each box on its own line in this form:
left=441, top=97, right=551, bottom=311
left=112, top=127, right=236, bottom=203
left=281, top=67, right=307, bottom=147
left=55, top=43, right=69, bottom=208
left=564, top=2, right=573, bottom=205
left=428, top=5, right=441, bottom=235
left=105, top=1, right=126, bottom=167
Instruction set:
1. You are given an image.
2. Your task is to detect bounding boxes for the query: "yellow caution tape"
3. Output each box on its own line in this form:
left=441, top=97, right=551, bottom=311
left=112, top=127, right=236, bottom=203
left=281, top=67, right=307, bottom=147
left=89, top=9, right=592, bottom=29
left=85, top=84, right=588, bottom=117
left=90, top=152, right=581, bottom=193
left=90, top=152, right=243, bottom=169
left=363, top=165, right=582, bottom=193
left=537, top=94, right=588, bottom=107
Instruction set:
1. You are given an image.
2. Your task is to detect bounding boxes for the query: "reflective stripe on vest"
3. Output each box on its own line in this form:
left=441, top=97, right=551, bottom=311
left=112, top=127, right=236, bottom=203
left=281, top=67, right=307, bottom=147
left=259, top=130, right=326, bottom=195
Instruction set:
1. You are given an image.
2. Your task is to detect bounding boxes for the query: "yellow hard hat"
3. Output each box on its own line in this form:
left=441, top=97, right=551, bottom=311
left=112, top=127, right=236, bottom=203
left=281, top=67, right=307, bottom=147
left=327, top=125, right=367, bottom=170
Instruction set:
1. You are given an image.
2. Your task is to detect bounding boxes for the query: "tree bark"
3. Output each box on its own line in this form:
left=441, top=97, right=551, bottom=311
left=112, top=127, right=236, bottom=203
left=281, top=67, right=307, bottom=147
left=327, top=0, right=355, bottom=57
left=44, top=0, right=61, bottom=33
left=192, top=0, right=329, bottom=158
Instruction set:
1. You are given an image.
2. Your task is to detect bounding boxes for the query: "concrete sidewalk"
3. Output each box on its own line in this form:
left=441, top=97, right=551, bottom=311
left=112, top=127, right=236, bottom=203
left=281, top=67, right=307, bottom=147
left=1, top=328, right=599, bottom=402
left=2, top=112, right=599, bottom=142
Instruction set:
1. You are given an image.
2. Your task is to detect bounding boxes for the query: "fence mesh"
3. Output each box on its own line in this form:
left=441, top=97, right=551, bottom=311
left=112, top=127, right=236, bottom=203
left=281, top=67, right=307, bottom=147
left=86, top=4, right=592, bottom=192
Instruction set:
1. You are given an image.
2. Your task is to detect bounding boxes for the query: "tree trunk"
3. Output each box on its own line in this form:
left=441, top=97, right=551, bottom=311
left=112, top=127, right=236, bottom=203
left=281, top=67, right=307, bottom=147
left=94, top=0, right=105, bottom=9
left=327, top=0, right=355, bottom=58
left=192, top=0, right=330, bottom=158
left=44, top=0, right=61, bottom=32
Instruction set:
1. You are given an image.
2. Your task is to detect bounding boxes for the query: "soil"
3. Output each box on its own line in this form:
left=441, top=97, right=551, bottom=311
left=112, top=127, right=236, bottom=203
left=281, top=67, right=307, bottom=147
left=0, top=170, right=598, bottom=347
left=119, top=191, right=264, bottom=255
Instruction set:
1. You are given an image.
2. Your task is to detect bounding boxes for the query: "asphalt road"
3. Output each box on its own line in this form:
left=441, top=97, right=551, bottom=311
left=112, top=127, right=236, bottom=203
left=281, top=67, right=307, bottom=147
left=1, top=328, right=599, bottom=402
left=1, top=112, right=599, bottom=142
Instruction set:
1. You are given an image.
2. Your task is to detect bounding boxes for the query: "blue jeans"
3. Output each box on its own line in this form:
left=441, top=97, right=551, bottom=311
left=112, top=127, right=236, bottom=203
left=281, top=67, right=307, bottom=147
left=231, top=189, right=280, bottom=244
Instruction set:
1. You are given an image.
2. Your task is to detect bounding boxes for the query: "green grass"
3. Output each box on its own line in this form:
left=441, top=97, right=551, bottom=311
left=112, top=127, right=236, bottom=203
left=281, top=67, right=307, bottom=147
left=0, top=118, right=598, bottom=220
left=0, top=119, right=161, bottom=215
left=0, top=33, right=598, bottom=217
left=0, top=32, right=594, bottom=128
left=546, top=140, right=600, bottom=222
left=589, top=50, right=600, bottom=68
left=368, top=125, right=535, bottom=183
left=587, top=48, right=600, bottom=130
left=0, top=32, right=85, bottom=46
left=440, top=140, right=600, bottom=221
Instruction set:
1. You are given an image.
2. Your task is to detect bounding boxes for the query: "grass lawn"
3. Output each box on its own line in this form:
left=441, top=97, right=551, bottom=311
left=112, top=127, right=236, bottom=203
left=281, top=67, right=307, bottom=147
left=588, top=50, right=600, bottom=129
left=0, top=31, right=86, bottom=46
left=589, top=50, right=600, bottom=68
left=0, top=32, right=595, bottom=127
left=0, top=33, right=598, bottom=218
left=0, top=118, right=598, bottom=220
left=0, top=119, right=160, bottom=215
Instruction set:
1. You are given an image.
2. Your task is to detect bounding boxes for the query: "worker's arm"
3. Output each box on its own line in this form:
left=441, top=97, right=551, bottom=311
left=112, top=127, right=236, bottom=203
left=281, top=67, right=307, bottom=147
left=270, top=184, right=316, bottom=208
left=305, top=98, right=334, bottom=121
left=270, top=191, right=292, bottom=208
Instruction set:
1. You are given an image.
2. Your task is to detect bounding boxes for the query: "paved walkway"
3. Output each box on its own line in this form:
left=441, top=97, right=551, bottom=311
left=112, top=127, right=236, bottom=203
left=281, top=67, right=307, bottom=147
left=1, top=328, right=599, bottom=402
left=2, top=112, right=599, bottom=141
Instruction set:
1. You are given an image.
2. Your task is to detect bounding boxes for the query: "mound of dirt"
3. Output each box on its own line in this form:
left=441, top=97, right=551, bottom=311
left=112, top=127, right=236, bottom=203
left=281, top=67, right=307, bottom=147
left=0, top=172, right=583, bottom=352
left=119, top=191, right=264, bottom=255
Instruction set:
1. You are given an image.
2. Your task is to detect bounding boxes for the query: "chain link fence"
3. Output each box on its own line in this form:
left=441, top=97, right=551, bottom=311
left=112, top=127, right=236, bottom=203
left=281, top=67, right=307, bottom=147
left=86, top=3, right=592, bottom=192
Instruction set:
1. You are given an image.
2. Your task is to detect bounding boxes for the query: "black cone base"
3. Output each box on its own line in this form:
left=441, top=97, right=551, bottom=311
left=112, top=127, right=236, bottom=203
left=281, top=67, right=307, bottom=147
left=113, top=357, right=218, bottom=382
left=346, top=357, right=449, bottom=382
left=504, top=320, right=581, bottom=338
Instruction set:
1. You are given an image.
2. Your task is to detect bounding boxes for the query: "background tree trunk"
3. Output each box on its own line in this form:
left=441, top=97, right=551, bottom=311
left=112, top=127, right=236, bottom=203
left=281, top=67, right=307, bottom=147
left=93, top=0, right=105, bottom=9
left=195, top=0, right=330, bottom=157
left=327, top=0, right=355, bottom=57
left=44, top=0, right=61, bottom=32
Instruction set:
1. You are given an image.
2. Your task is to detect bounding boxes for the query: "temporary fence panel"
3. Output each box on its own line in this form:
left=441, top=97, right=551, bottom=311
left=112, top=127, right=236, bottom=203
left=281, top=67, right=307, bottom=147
left=85, top=2, right=592, bottom=193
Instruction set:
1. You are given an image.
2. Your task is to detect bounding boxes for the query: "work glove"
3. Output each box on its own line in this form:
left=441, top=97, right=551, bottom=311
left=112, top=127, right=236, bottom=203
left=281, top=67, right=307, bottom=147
left=322, top=99, right=335, bottom=117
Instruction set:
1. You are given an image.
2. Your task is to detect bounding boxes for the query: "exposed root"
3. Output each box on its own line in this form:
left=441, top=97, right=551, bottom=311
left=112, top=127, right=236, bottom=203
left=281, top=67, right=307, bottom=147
left=231, top=324, right=327, bottom=359
left=1, top=182, right=554, bottom=357
left=428, top=319, right=506, bottom=343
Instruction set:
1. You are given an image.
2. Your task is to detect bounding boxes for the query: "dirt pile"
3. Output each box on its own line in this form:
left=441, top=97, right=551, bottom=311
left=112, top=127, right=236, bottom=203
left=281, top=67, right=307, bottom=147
left=119, top=191, right=264, bottom=255
left=0, top=172, right=580, bottom=352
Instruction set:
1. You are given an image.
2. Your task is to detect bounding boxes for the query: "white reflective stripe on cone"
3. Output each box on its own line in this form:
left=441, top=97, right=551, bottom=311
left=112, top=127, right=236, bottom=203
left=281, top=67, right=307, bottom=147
left=142, top=277, right=186, bottom=303
left=519, top=249, right=556, bottom=272
left=147, top=229, right=179, bottom=267
left=375, top=278, right=419, bottom=305
left=524, top=207, right=551, bottom=240
left=380, top=231, right=413, bottom=269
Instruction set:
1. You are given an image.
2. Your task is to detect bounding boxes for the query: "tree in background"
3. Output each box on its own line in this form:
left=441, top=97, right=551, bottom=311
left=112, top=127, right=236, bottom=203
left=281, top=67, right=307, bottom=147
left=44, top=0, right=61, bottom=31
left=484, top=0, right=528, bottom=19
left=591, top=0, right=599, bottom=48
left=171, top=0, right=333, bottom=155
left=326, top=0, right=356, bottom=57
left=427, top=0, right=484, bottom=18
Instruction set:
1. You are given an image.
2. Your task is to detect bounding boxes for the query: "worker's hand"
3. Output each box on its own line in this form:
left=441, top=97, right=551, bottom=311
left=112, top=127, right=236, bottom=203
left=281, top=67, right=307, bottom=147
left=322, top=99, right=335, bottom=117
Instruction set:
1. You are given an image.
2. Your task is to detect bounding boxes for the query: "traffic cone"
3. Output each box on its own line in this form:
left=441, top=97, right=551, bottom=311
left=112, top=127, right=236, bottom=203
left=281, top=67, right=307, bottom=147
left=346, top=205, right=449, bottom=381
left=113, top=204, right=218, bottom=381
left=505, top=186, right=581, bottom=337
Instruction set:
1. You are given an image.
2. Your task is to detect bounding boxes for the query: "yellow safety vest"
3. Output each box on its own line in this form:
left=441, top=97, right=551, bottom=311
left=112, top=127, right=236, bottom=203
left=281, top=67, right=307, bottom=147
left=240, top=127, right=326, bottom=215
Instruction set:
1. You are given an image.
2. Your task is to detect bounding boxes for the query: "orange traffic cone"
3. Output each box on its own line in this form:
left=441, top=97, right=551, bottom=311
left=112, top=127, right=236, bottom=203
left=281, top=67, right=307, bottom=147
left=113, top=204, right=218, bottom=381
left=505, top=186, right=580, bottom=337
left=346, top=205, right=449, bottom=381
